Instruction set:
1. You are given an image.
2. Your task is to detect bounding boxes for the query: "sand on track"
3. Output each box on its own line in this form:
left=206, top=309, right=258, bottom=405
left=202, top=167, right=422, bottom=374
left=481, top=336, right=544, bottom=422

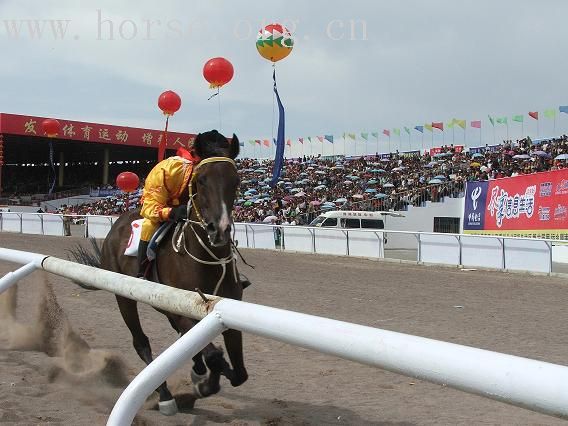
left=0, top=232, right=567, bottom=425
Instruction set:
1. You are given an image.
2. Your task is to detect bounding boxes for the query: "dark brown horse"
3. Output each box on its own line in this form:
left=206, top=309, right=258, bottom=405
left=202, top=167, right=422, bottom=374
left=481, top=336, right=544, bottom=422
left=99, top=130, right=248, bottom=414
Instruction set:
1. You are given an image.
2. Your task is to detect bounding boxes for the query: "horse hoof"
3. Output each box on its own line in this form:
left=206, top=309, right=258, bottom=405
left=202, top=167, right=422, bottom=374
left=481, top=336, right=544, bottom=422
left=158, top=399, right=178, bottom=416
left=191, top=369, right=208, bottom=384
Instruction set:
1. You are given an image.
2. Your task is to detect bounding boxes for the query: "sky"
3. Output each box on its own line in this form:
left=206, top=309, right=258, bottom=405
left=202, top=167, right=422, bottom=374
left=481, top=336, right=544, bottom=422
left=1, top=0, right=567, bottom=158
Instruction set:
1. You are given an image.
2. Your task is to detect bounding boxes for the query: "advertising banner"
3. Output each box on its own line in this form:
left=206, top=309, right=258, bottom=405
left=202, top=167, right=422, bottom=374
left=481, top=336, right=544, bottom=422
left=464, top=170, right=568, bottom=239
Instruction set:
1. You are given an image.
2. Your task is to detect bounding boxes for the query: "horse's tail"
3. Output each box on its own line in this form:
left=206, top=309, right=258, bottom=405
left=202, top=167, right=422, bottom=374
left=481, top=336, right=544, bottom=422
left=66, top=237, right=102, bottom=290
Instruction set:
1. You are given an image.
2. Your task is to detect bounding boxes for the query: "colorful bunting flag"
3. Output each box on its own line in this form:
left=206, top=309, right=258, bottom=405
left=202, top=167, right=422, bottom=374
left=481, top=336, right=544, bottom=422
left=317, top=136, right=324, bottom=143
left=560, top=106, right=568, bottom=114
left=286, top=139, right=291, bottom=146
left=470, top=120, right=481, bottom=129
left=248, top=139, right=256, bottom=145
left=262, top=139, right=270, bottom=147
left=383, top=129, right=390, bottom=137
left=544, top=109, right=557, bottom=119
left=393, top=128, right=400, bottom=136
left=404, top=126, right=411, bottom=135
left=255, top=139, right=261, bottom=145
left=496, top=117, right=508, bottom=124
left=529, top=111, right=539, bottom=120
left=424, top=123, right=433, bottom=132
left=324, top=135, right=334, bottom=143
left=432, top=122, right=443, bottom=131
left=361, top=132, right=369, bottom=140
left=455, top=119, right=466, bottom=129
left=348, top=133, right=356, bottom=140
left=239, top=141, right=245, bottom=147
left=414, top=125, right=424, bottom=133
left=447, top=120, right=455, bottom=129
left=308, top=137, right=312, bottom=142
left=512, top=115, right=524, bottom=123
left=488, top=115, right=495, bottom=126
left=371, top=132, right=379, bottom=138
left=298, top=137, right=304, bottom=144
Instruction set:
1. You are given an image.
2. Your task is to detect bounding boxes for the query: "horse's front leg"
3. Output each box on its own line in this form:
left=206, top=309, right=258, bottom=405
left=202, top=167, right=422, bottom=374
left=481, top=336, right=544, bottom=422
left=222, top=329, right=248, bottom=387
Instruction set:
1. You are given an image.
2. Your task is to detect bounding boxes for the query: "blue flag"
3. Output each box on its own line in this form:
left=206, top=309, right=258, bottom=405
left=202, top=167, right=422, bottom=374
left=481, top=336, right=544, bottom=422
left=560, top=105, right=568, bottom=114
left=270, top=69, right=285, bottom=187
left=324, top=135, right=334, bottom=143
left=414, top=125, right=424, bottom=133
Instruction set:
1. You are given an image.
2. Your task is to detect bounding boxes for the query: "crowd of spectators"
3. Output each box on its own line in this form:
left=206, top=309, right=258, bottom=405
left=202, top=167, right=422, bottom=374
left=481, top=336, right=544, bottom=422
left=45, top=135, right=567, bottom=224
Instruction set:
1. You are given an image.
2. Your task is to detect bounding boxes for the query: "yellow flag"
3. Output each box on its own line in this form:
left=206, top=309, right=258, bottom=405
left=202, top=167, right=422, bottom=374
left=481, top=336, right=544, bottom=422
left=456, top=119, right=466, bottom=129
left=424, top=123, right=433, bottom=132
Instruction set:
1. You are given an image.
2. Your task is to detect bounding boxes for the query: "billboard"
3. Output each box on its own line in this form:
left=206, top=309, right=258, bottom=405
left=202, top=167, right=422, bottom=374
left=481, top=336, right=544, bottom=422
left=463, top=169, right=568, bottom=239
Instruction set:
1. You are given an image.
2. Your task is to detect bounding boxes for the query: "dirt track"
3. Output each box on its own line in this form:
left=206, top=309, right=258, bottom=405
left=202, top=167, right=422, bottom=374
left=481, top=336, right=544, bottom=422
left=0, top=232, right=567, bottom=425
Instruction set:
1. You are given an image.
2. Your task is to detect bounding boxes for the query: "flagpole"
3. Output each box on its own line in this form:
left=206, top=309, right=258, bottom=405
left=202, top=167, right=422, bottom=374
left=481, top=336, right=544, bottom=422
left=388, top=136, right=391, bottom=153
left=343, top=134, right=346, bottom=157
left=421, top=132, right=424, bottom=151
left=480, top=127, right=482, bottom=146
left=521, top=120, right=524, bottom=138
left=537, top=118, right=539, bottom=137
left=376, top=135, right=378, bottom=155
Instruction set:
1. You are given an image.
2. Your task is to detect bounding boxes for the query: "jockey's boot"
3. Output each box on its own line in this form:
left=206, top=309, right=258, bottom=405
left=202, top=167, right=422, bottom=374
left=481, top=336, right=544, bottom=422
left=137, top=240, right=150, bottom=279
left=238, top=272, right=252, bottom=290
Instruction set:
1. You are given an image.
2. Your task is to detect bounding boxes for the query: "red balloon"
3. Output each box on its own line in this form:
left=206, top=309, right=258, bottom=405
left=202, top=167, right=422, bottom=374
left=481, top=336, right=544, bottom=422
left=42, top=119, right=61, bottom=138
left=158, top=90, right=181, bottom=116
left=116, top=172, right=139, bottom=193
left=203, top=57, right=234, bottom=88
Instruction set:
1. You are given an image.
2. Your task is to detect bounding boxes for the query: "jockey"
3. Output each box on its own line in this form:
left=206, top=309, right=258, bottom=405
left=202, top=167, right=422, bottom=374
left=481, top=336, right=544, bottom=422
left=137, top=146, right=197, bottom=278
left=136, top=146, right=251, bottom=288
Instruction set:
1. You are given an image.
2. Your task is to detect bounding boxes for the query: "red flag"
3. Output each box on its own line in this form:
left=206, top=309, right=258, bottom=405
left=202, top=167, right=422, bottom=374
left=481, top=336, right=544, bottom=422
left=298, top=137, right=304, bottom=144
left=383, top=129, right=390, bottom=137
left=470, top=120, right=481, bottom=129
left=317, top=136, right=324, bottom=143
left=255, top=139, right=261, bottom=145
left=263, top=139, right=270, bottom=147
left=529, top=111, right=539, bottom=120
left=432, top=122, right=444, bottom=131
left=286, top=139, right=291, bottom=146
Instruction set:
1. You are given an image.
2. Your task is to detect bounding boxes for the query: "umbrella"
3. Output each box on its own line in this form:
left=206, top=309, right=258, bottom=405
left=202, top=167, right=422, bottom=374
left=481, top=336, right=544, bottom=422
left=314, top=185, right=327, bottom=190
left=383, top=183, right=395, bottom=188
left=513, top=154, right=531, bottom=160
left=243, top=201, right=253, bottom=206
left=532, top=150, right=552, bottom=158
left=294, top=191, right=306, bottom=197
left=263, top=215, right=278, bottom=223
left=471, top=153, right=484, bottom=158
left=374, top=193, right=388, bottom=199
left=334, top=197, right=347, bottom=203
left=283, top=195, right=294, bottom=201
left=428, top=178, right=443, bottom=184
left=555, top=153, right=568, bottom=160
left=434, top=175, right=446, bottom=180
left=367, top=179, right=378, bottom=185
left=370, top=169, right=386, bottom=173
left=343, top=180, right=353, bottom=185
left=315, top=170, right=326, bottom=175
left=309, top=200, right=322, bottom=206
left=470, top=162, right=481, bottom=168
left=236, top=198, right=246, bottom=204
left=392, top=166, right=406, bottom=171
left=290, top=188, right=302, bottom=193
left=352, top=194, right=364, bottom=199
left=349, top=175, right=361, bottom=181
left=365, top=188, right=377, bottom=193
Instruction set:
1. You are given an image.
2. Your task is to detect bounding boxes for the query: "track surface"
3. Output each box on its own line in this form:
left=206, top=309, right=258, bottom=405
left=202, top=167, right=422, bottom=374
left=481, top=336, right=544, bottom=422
left=0, top=233, right=567, bottom=425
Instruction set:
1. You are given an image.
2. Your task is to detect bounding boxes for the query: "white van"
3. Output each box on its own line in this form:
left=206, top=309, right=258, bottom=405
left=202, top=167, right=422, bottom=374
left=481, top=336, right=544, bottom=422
left=309, top=210, right=404, bottom=230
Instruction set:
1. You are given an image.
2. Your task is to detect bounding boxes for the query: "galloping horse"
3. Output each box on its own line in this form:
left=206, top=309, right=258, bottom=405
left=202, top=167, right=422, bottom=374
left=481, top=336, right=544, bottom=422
left=99, top=130, right=248, bottom=414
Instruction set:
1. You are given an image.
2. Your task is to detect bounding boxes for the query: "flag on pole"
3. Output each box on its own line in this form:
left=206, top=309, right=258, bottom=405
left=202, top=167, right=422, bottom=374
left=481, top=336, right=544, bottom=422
left=455, top=119, right=466, bottom=129
left=239, top=141, right=245, bottom=147
left=361, top=132, right=369, bottom=140
left=544, top=109, right=557, bottom=119
left=383, top=129, right=390, bottom=137
left=560, top=106, right=568, bottom=114
left=393, top=128, right=400, bottom=136
left=348, top=133, right=356, bottom=140
left=317, top=136, right=324, bottom=143
left=324, top=135, right=334, bottom=143
left=432, top=122, right=444, bottom=131
left=512, top=115, right=524, bottom=123
left=488, top=115, right=495, bottom=126
left=298, top=137, right=304, bottom=144
left=414, top=125, right=424, bottom=133
left=248, top=139, right=255, bottom=145
left=404, top=126, right=411, bottom=135
left=471, top=120, right=481, bottom=128
left=447, top=120, right=455, bottom=129
left=424, top=123, right=433, bottom=132
left=307, top=137, right=312, bottom=142
left=286, top=139, right=291, bottom=146
left=263, top=139, right=270, bottom=147
left=371, top=132, right=379, bottom=138
left=496, top=117, right=508, bottom=124
left=529, top=111, right=539, bottom=120
left=255, top=139, right=261, bottom=145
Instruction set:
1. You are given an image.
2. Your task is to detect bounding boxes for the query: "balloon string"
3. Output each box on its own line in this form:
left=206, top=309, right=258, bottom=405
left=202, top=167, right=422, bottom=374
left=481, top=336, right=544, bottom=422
left=271, top=63, right=276, bottom=160
left=217, top=87, right=222, bottom=132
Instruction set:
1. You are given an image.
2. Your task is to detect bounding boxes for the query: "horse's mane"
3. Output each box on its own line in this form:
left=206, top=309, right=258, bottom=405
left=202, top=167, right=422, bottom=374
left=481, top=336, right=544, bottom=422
left=193, top=130, right=240, bottom=159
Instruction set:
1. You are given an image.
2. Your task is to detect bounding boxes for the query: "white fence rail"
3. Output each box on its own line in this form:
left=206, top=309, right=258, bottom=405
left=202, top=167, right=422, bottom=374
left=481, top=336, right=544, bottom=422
left=1, top=247, right=568, bottom=424
left=1, top=212, right=566, bottom=274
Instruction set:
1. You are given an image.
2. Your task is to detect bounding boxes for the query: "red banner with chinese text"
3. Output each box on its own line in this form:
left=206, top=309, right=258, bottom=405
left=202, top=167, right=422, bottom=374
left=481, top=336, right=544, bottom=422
left=0, top=113, right=196, bottom=150
left=429, top=145, right=463, bottom=156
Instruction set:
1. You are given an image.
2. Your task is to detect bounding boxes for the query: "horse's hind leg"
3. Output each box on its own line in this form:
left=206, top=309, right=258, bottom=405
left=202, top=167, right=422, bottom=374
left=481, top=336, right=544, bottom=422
left=116, top=295, right=177, bottom=414
left=222, top=329, right=248, bottom=387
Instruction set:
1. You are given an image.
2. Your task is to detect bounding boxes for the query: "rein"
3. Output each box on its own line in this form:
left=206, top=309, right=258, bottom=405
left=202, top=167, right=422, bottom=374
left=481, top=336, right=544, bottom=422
left=171, top=156, right=238, bottom=295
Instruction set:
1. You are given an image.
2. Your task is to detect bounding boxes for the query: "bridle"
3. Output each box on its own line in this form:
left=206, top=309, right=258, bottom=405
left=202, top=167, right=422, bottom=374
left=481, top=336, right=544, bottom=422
left=171, top=156, right=239, bottom=295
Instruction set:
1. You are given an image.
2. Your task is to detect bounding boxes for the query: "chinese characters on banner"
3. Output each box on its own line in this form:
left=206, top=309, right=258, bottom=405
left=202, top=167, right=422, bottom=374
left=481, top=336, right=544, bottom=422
left=429, top=145, right=464, bottom=156
left=0, top=113, right=196, bottom=150
left=464, top=169, right=568, bottom=239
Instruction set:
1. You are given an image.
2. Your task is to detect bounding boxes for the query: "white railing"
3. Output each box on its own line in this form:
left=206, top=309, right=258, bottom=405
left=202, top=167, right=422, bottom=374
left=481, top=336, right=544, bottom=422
left=1, top=212, right=566, bottom=274
left=1, top=247, right=568, bottom=424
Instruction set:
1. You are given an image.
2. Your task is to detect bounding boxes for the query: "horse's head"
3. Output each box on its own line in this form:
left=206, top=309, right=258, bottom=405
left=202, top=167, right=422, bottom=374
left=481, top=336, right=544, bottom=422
left=190, top=130, right=240, bottom=247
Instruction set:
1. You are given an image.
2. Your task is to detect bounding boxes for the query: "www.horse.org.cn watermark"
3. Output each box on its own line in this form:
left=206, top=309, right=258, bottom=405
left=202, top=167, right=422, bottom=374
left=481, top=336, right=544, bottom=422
left=1, top=11, right=367, bottom=42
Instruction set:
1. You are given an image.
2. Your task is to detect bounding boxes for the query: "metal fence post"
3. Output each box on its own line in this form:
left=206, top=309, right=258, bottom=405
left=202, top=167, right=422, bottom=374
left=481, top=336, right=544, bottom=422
left=502, top=238, right=506, bottom=271
left=546, top=241, right=553, bottom=275
left=19, top=213, right=22, bottom=233
left=457, top=235, right=462, bottom=266
left=416, top=233, right=422, bottom=262
left=345, top=230, right=350, bottom=256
